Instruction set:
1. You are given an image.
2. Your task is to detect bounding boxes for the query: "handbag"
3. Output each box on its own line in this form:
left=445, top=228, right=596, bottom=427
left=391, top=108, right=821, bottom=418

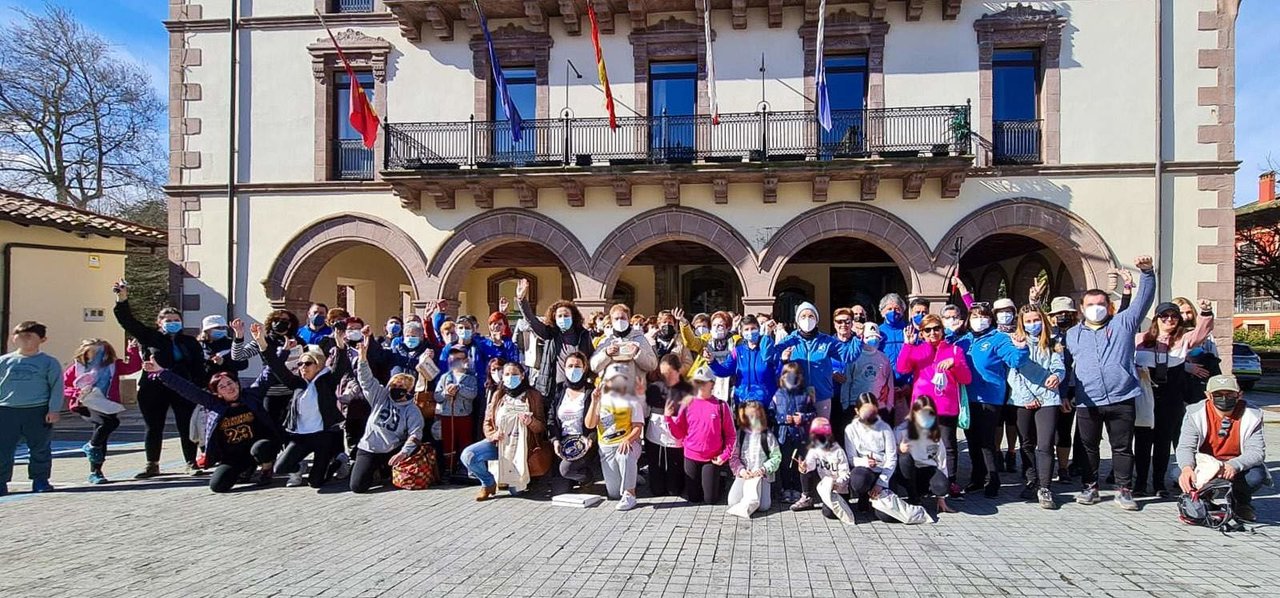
left=957, top=385, right=971, bottom=430
left=392, top=444, right=438, bottom=490
left=527, top=434, right=553, bottom=477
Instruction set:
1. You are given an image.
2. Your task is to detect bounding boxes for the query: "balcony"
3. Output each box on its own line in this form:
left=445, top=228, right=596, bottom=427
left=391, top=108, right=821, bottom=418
left=332, top=0, right=374, bottom=13
left=992, top=119, right=1042, bottom=165
left=1237, top=295, right=1280, bottom=314
left=334, top=139, right=374, bottom=180
left=382, top=105, right=974, bottom=208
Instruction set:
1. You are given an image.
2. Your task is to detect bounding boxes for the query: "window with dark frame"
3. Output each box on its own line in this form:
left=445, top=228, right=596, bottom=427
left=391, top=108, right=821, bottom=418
left=333, top=71, right=375, bottom=180
left=332, top=0, right=375, bottom=13
left=648, top=61, right=698, bottom=162
left=490, top=65, right=537, bottom=164
left=992, top=48, right=1042, bottom=164
left=820, top=54, right=869, bottom=158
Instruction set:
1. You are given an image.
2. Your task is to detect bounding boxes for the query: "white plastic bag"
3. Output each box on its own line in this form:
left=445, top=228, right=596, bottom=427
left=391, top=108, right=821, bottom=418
left=817, top=477, right=857, bottom=525
left=871, top=488, right=931, bottom=525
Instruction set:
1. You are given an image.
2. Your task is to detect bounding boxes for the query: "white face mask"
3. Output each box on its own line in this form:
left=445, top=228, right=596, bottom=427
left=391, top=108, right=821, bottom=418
left=943, top=317, right=963, bottom=332
left=996, top=311, right=1015, bottom=326
left=969, top=317, right=991, bottom=333
left=345, top=330, right=364, bottom=342
left=1083, top=304, right=1108, bottom=323
left=798, top=316, right=817, bottom=333
left=711, top=326, right=727, bottom=340
left=612, top=318, right=629, bottom=333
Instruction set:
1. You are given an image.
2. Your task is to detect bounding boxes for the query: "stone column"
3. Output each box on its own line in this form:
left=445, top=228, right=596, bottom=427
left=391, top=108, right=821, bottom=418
left=741, top=296, right=777, bottom=319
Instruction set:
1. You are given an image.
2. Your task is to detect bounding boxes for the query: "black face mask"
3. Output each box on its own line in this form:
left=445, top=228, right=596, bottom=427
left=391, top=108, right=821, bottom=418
left=1212, top=395, right=1239, bottom=413
left=658, top=324, right=676, bottom=340
left=1053, top=315, right=1074, bottom=330
left=389, top=388, right=410, bottom=402
left=851, top=313, right=867, bottom=324
left=269, top=320, right=291, bottom=334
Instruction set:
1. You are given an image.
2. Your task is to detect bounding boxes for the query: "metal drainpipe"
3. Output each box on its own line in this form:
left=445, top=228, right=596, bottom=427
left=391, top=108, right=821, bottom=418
left=225, top=0, right=239, bottom=321
left=1154, top=0, right=1165, bottom=294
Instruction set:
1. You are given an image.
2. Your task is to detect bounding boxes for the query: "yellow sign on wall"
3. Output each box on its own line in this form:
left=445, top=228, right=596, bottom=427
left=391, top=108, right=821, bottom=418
left=88, top=254, right=101, bottom=269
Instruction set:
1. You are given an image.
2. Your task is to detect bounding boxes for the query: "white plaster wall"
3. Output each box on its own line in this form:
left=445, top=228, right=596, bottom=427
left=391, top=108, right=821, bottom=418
left=183, top=32, right=232, bottom=186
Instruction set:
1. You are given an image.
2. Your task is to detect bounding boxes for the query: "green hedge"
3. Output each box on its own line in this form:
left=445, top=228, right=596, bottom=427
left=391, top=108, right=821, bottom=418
left=1234, top=329, right=1280, bottom=353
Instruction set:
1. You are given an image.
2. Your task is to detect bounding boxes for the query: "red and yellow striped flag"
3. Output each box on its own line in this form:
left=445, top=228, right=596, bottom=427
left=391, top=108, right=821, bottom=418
left=586, top=3, right=617, bottom=130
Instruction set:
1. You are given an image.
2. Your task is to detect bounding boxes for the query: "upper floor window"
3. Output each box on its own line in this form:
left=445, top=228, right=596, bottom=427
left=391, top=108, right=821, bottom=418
left=821, top=54, right=869, bottom=158
left=490, top=66, right=537, bottom=164
left=332, top=0, right=374, bottom=13
left=992, top=49, right=1042, bottom=164
left=649, top=61, right=697, bottom=162
left=333, top=71, right=375, bottom=180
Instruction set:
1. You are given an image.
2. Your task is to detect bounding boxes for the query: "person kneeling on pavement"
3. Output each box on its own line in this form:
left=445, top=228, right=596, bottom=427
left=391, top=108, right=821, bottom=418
left=1176, top=374, right=1271, bottom=523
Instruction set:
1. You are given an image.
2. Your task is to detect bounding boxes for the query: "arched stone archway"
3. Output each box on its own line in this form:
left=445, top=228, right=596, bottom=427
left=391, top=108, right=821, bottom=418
left=591, top=207, right=764, bottom=299
left=933, top=198, right=1117, bottom=294
left=428, top=208, right=595, bottom=300
left=758, top=203, right=933, bottom=295
left=263, top=214, right=431, bottom=310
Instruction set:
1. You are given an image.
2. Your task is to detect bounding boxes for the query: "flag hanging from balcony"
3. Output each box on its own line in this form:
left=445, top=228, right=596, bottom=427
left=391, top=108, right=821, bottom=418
left=586, top=2, right=617, bottom=130
left=703, top=0, right=719, bottom=125
left=475, top=1, right=523, bottom=142
left=319, top=16, right=380, bottom=149
left=814, top=0, right=832, bottom=132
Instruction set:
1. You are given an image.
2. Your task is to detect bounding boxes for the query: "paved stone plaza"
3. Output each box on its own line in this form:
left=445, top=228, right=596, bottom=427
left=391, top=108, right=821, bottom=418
left=2, top=394, right=1278, bottom=598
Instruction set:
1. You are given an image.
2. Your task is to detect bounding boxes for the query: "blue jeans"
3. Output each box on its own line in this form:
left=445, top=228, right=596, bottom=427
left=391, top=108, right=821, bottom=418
left=1235, top=464, right=1271, bottom=506
left=461, top=439, right=499, bottom=488
left=0, top=406, right=52, bottom=484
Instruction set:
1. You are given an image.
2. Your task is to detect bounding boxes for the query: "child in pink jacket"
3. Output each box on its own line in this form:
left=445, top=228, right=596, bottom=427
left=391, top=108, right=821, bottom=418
left=63, top=338, right=141, bottom=484
left=666, top=365, right=736, bottom=504
left=894, top=314, right=972, bottom=491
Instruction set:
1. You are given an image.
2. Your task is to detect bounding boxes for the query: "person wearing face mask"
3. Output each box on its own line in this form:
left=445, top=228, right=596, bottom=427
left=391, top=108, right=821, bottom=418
left=841, top=323, right=893, bottom=427
left=876, top=293, right=913, bottom=397
left=229, top=313, right=305, bottom=436
left=706, top=315, right=777, bottom=407
left=771, top=362, right=815, bottom=502
left=992, top=298, right=1018, bottom=334
left=689, top=313, right=711, bottom=340
left=646, top=310, right=692, bottom=374
left=254, top=324, right=348, bottom=490
left=1132, top=300, right=1215, bottom=499
left=789, top=417, right=854, bottom=523
left=63, top=338, right=142, bottom=485
left=347, top=337, right=426, bottom=494
left=907, top=298, right=930, bottom=330
left=940, top=304, right=970, bottom=349
left=514, top=279, right=597, bottom=404
left=989, top=298, right=1021, bottom=475
left=591, top=304, right=658, bottom=393
left=956, top=303, right=1029, bottom=497
left=199, top=315, right=247, bottom=382
left=1172, top=296, right=1221, bottom=404
left=666, top=365, right=737, bottom=504
left=463, top=362, right=549, bottom=500
left=368, top=320, right=437, bottom=382
left=645, top=353, right=690, bottom=497
left=1064, top=256, right=1155, bottom=509
left=478, top=308, right=521, bottom=364
left=850, top=305, right=870, bottom=327
left=297, top=303, right=332, bottom=347
left=587, top=311, right=607, bottom=343
left=726, top=401, right=782, bottom=518
left=549, top=352, right=598, bottom=494
left=112, top=279, right=207, bottom=477
left=677, top=309, right=738, bottom=396
left=435, top=347, right=479, bottom=473
left=1006, top=306, right=1066, bottom=508
left=892, top=396, right=957, bottom=514
left=842, top=393, right=903, bottom=522
left=828, top=308, right=864, bottom=433
left=1046, top=296, right=1084, bottom=482
left=770, top=302, right=856, bottom=421
left=478, top=358, right=506, bottom=446
left=586, top=363, right=646, bottom=510
left=895, top=314, right=972, bottom=498
left=1175, top=375, right=1270, bottom=523
left=382, top=317, right=404, bottom=350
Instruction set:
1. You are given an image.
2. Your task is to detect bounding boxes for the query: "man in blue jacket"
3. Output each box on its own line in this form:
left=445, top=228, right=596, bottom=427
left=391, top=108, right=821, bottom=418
left=769, top=302, right=857, bottom=421
left=707, top=315, right=777, bottom=407
left=1065, top=255, right=1155, bottom=510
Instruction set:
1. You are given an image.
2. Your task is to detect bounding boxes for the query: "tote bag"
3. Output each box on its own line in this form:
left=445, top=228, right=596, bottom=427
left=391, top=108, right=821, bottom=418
left=957, top=385, right=971, bottom=430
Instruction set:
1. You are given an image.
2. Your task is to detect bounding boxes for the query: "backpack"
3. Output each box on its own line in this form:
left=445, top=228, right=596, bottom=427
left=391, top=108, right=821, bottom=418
left=391, top=444, right=439, bottom=490
left=1177, top=479, right=1246, bottom=533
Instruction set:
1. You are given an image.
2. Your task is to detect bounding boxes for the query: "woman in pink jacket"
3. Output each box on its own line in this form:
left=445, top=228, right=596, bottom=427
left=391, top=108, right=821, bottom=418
left=894, top=314, right=972, bottom=495
left=63, top=338, right=142, bottom=484
left=665, top=364, right=736, bottom=504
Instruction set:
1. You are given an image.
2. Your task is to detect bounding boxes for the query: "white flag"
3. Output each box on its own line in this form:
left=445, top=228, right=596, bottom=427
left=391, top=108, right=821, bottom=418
left=704, top=1, right=719, bottom=125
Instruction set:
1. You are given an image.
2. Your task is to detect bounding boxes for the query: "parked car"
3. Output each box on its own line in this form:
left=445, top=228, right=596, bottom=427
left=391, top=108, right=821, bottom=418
left=1232, top=343, right=1263, bottom=391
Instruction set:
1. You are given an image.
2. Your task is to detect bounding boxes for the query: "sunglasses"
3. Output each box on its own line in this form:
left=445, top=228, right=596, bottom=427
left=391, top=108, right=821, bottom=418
left=921, top=326, right=943, bottom=333
left=834, top=318, right=852, bottom=325
left=1157, top=313, right=1180, bottom=321
left=298, top=361, right=319, bottom=368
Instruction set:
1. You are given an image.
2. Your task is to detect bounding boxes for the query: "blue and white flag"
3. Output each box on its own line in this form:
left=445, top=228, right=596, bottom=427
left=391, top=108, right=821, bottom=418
left=815, top=0, right=831, bottom=132
left=476, top=1, right=522, bottom=143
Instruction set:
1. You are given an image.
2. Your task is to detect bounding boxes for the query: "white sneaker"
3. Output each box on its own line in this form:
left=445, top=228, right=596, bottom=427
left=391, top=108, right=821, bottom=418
left=616, top=492, right=638, bottom=512
left=286, top=471, right=305, bottom=487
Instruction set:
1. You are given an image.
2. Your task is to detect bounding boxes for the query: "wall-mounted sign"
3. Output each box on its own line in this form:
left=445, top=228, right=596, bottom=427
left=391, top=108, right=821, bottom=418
left=87, top=254, right=101, bottom=269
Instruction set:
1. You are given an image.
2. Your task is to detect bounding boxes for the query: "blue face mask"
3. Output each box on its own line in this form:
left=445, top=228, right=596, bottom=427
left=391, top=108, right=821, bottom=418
left=565, top=366, right=584, bottom=383
left=208, top=329, right=226, bottom=341
left=403, top=335, right=421, bottom=349
left=864, top=337, right=880, bottom=350
left=883, top=310, right=902, bottom=326
left=916, top=414, right=937, bottom=430
left=743, top=329, right=761, bottom=344
left=556, top=316, right=573, bottom=331
left=503, top=374, right=523, bottom=390
left=162, top=321, right=183, bottom=334
left=310, top=314, right=326, bottom=328
left=1024, top=322, right=1043, bottom=337
left=911, top=314, right=925, bottom=327
left=388, top=323, right=402, bottom=337
left=459, top=329, right=473, bottom=342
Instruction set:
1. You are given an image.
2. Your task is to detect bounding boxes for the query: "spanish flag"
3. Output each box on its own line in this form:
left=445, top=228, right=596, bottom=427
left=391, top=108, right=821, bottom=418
left=586, top=2, right=617, bottom=130
left=319, top=16, right=380, bottom=149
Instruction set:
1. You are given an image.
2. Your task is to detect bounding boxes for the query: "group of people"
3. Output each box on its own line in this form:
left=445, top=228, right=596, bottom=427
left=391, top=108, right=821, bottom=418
left=0, top=256, right=1270, bottom=526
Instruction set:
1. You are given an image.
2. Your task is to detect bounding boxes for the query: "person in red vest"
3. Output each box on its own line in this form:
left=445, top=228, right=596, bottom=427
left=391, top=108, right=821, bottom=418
left=1176, top=375, right=1271, bottom=522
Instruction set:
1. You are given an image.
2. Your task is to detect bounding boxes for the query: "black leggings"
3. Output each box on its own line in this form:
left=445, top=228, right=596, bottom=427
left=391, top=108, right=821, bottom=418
left=344, top=397, right=371, bottom=458
left=682, top=457, right=722, bottom=504
left=646, top=441, right=684, bottom=497
left=275, top=430, right=344, bottom=488
left=350, top=448, right=398, bottom=493
left=209, top=439, right=279, bottom=493
left=137, top=385, right=198, bottom=464
left=1133, top=396, right=1186, bottom=492
left=890, top=452, right=950, bottom=503
left=87, top=410, right=120, bottom=449
left=966, top=403, right=1003, bottom=486
left=937, top=415, right=959, bottom=484
left=263, top=391, right=292, bottom=430
left=777, top=440, right=805, bottom=494
left=1016, top=405, right=1059, bottom=489
left=1076, top=399, right=1136, bottom=489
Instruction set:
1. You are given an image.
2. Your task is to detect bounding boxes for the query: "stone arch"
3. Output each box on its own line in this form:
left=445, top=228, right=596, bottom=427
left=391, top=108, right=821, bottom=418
left=591, top=207, right=763, bottom=298
left=977, top=264, right=1010, bottom=301
left=263, top=213, right=431, bottom=310
left=429, top=208, right=594, bottom=300
left=934, top=198, right=1116, bottom=294
left=758, top=203, right=932, bottom=295
left=1011, top=252, right=1054, bottom=301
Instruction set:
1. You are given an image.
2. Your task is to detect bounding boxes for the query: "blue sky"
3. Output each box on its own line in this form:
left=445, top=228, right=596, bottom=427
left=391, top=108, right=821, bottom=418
left=2, top=1, right=1276, bottom=205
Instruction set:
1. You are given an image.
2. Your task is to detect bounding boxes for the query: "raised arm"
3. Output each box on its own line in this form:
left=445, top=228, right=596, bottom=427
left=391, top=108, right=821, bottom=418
left=260, top=339, right=305, bottom=390
left=1114, top=259, right=1155, bottom=333
left=1183, top=301, right=1216, bottom=349
left=112, top=299, right=161, bottom=346
left=153, top=369, right=220, bottom=411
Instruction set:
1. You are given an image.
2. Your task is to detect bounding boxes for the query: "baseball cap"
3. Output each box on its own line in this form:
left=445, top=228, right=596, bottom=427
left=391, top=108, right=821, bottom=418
left=691, top=364, right=715, bottom=383
left=1206, top=375, right=1240, bottom=394
left=1154, top=302, right=1180, bottom=317
left=1049, top=297, right=1076, bottom=315
left=603, top=363, right=630, bottom=382
left=201, top=315, right=227, bottom=331
left=863, top=322, right=881, bottom=340
left=809, top=417, right=833, bottom=436
left=992, top=298, right=1016, bottom=312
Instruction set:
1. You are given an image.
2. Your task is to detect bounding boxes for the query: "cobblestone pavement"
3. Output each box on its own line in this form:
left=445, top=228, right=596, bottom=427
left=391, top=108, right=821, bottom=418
left=2, top=393, right=1278, bottom=598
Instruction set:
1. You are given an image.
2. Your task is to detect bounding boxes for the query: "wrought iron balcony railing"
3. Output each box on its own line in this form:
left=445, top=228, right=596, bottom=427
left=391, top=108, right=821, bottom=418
left=385, top=104, right=971, bottom=171
left=992, top=119, right=1043, bottom=165
left=1236, top=295, right=1280, bottom=313
left=335, top=139, right=374, bottom=180
left=333, top=0, right=374, bottom=13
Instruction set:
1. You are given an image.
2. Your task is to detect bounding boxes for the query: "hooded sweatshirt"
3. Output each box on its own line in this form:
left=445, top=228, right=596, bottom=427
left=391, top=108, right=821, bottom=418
left=769, top=302, right=853, bottom=403
left=958, top=328, right=1029, bottom=406
left=355, top=358, right=425, bottom=456
left=666, top=395, right=736, bottom=462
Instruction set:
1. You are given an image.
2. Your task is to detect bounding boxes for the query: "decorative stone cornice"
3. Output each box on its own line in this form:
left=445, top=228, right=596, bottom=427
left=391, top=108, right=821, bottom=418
left=307, top=29, right=393, bottom=82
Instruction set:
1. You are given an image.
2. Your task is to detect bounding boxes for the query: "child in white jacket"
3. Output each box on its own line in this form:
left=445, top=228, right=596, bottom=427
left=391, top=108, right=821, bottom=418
left=727, top=401, right=781, bottom=518
left=845, top=393, right=930, bottom=525
left=789, top=417, right=856, bottom=524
